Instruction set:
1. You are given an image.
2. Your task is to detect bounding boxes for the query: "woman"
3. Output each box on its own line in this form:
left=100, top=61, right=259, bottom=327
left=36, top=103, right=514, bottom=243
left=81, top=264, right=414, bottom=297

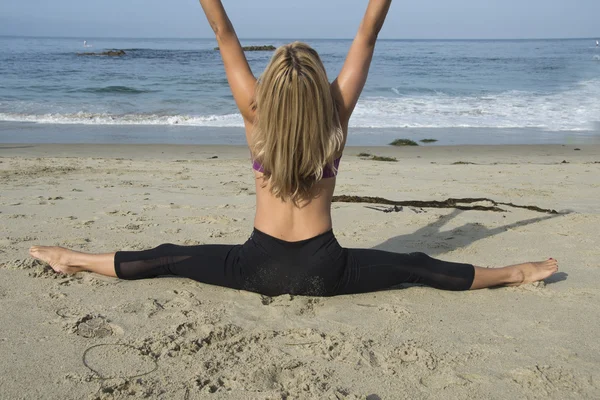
left=30, top=0, right=558, bottom=296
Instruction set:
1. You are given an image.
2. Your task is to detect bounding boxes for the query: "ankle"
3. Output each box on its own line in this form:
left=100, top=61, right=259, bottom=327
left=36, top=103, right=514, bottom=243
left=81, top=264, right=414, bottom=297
left=506, top=265, right=525, bottom=285
left=59, top=248, right=84, bottom=269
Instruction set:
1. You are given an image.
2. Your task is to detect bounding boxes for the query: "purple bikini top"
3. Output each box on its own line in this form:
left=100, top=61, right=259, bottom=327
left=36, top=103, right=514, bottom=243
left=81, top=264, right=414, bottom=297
left=252, top=157, right=341, bottom=179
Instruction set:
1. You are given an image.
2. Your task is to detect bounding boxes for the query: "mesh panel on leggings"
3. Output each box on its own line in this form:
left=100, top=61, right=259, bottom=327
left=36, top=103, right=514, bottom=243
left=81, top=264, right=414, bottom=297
left=407, top=252, right=474, bottom=291
left=116, top=255, right=192, bottom=280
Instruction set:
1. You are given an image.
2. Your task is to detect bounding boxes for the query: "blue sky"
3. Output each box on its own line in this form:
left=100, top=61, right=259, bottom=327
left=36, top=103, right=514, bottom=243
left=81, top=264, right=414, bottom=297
left=1, top=0, right=599, bottom=39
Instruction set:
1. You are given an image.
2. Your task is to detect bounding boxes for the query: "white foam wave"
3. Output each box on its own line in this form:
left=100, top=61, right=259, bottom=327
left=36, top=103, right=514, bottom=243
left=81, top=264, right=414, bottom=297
left=351, top=79, right=600, bottom=131
left=0, top=112, right=244, bottom=127
left=2, top=80, right=599, bottom=131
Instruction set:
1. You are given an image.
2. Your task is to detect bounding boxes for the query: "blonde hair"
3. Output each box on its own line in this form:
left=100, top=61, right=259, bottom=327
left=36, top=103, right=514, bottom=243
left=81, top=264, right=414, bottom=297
left=252, top=41, right=343, bottom=204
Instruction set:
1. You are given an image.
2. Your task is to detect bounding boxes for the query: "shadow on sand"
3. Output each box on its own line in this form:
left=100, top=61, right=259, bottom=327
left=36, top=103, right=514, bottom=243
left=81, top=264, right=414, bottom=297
left=371, top=208, right=568, bottom=286
left=373, top=209, right=562, bottom=256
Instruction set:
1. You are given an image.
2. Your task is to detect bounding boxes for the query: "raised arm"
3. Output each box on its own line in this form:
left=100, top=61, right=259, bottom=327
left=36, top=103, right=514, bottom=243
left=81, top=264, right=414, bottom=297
left=199, top=0, right=256, bottom=123
left=331, top=0, right=392, bottom=127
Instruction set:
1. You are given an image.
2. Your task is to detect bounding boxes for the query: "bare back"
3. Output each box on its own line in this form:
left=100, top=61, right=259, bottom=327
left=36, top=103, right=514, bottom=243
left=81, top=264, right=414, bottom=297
left=253, top=171, right=338, bottom=241
left=252, top=120, right=349, bottom=241
left=199, top=0, right=391, bottom=241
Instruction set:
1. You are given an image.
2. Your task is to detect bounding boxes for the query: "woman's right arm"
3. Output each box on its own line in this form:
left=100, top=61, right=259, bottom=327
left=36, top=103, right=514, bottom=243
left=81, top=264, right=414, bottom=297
left=331, top=0, right=392, bottom=127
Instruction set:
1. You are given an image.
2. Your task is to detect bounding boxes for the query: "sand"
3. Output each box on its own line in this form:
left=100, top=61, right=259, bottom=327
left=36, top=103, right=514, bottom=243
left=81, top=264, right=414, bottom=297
left=0, top=143, right=599, bottom=399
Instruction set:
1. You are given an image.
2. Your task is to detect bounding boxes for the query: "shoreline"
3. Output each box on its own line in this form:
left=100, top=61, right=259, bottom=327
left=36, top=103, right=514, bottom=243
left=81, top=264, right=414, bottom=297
left=2, top=143, right=600, bottom=163
left=2, top=122, right=599, bottom=147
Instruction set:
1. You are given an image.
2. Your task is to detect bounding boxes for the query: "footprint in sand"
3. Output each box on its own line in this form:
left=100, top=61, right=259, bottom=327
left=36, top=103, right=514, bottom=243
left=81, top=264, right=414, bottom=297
left=72, top=314, right=121, bottom=338
left=388, top=340, right=438, bottom=371
left=119, top=298, right=165, bottom=318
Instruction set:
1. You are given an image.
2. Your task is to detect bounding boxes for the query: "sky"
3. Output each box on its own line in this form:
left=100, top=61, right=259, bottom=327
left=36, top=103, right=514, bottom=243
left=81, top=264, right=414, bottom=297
left=0, top=0, right=599, bottom=39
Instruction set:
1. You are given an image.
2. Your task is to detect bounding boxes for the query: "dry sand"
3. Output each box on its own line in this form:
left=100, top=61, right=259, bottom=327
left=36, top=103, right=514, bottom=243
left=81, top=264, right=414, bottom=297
left=0, top=143, right=599, bottom=399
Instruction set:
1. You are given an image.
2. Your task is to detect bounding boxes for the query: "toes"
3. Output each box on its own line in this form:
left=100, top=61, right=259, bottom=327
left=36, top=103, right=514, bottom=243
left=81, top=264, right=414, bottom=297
left=30, top=245, right=44, bottom=253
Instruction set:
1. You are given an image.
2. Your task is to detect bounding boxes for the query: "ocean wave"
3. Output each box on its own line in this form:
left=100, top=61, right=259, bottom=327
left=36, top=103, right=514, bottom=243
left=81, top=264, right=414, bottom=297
left=351, top=79, right=600, bottom=131
left=0, top=109, right=595, bottom=131
left=2, top=80, right=599, bottom=131
left=0, top=112, right=244, bottom=127
left=75, top=86, right=157, bottom=94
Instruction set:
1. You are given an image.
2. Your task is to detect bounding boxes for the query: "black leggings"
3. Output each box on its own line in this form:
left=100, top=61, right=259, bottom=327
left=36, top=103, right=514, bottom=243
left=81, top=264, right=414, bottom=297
left=114, top=229, right=475, bottom=297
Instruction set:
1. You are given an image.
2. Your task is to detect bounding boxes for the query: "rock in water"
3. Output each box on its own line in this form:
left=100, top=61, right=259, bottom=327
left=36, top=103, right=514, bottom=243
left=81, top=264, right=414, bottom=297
left=214, top=45, right=276, bottom=51
left=77, top=50, right=126, bottom=57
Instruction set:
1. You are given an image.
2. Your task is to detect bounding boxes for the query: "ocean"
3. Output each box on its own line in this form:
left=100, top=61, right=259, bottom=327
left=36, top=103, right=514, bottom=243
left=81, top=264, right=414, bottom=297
left=1, top=36, right=599, bottom=145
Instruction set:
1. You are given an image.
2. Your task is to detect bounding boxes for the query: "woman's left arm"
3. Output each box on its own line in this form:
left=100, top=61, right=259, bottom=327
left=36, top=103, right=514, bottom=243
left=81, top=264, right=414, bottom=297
left=199, top=0, right=256, bottom=123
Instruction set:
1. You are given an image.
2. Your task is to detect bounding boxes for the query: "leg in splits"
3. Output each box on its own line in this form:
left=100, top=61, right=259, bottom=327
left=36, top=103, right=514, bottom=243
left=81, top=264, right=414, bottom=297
left=30, top=245, right=558, bottom=293
left=28, top=243, right=244, bottom=291
left=29, top=246, right=116, bottom=277
left=334, top=249, right=558, bottom=295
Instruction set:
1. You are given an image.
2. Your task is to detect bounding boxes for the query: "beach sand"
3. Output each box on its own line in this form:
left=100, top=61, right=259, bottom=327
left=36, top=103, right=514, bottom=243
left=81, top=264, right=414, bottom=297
left=1, top=143, right=599, bottom=399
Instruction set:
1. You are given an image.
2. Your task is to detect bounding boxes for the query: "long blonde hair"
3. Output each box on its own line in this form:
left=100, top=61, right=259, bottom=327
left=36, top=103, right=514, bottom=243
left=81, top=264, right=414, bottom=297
left=252, top=42, right=343, bottom=204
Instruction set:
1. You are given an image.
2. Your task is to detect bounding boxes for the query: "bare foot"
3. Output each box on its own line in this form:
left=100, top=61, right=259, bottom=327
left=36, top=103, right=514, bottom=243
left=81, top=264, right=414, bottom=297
left=29, top=246, right=84, bottom=275
left=506, top=259, right=559, bottom=286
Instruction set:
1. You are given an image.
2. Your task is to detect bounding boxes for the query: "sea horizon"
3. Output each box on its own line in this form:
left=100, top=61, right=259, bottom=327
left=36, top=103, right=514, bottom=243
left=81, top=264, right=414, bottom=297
left=1, top=34, right=599, bottom=41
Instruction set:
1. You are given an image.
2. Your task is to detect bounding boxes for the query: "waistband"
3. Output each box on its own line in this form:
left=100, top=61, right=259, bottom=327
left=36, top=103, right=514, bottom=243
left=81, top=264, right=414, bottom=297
left=251, top=227, right=335, bottom=248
